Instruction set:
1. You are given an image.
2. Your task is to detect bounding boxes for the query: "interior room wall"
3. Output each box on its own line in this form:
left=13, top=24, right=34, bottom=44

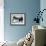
left=40, top=0, right=46, bottom=45
left=4, top=0, right=40, bottom=42
left=40, top=0, right=46, bottom=27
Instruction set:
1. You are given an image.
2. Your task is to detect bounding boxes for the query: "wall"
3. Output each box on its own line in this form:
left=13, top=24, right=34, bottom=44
left=4, top=0, right=40, bottom=42
left=40, top=0, right=46, bottom=45
left=40, top=0, right=46, bottom=27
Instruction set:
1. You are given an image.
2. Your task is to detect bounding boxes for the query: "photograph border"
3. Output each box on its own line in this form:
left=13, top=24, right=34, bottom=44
left=10, top=13, right=26, bottom=26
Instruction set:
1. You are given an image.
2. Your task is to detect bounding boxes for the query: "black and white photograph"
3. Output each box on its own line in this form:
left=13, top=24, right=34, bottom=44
left=10, top=13, right=25, bottom=25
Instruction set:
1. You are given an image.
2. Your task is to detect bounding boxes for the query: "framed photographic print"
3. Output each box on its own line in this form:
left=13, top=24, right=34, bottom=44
left=10, top=13, right=26, bottom=25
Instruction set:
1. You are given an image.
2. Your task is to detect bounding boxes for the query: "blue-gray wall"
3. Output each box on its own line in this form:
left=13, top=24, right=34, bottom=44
left=40, top=0, right=46, bottom=44
left=4, top=0, right=40, bottom=42
left=40, top=0, right=46, bottom=27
